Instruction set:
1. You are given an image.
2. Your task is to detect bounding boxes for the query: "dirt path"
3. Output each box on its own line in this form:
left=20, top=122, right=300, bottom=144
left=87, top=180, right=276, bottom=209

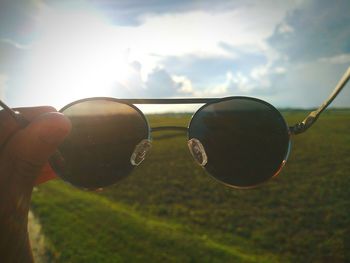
left=28, top=210, right=52, bottom=263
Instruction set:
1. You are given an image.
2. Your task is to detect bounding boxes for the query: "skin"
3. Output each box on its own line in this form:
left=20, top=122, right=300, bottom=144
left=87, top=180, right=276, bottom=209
left=0, top=107, right=71, bottom=263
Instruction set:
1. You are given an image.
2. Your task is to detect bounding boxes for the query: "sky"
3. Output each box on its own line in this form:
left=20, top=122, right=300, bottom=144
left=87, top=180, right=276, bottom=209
left=0, top=0, right=349, bottom=112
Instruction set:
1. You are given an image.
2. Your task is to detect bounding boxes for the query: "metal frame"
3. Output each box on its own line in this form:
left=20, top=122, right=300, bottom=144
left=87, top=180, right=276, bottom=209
left=104, top=98, right=219, bottom=104
left=0, top=100, right=21, bottom=122
left=0, top=100, right=29, bottom=127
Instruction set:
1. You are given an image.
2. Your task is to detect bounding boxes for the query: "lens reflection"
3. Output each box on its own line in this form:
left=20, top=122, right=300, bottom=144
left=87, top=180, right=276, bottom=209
left=189, top=97, right=290, bottom=188
left=51, top=99, right=149, bottom=190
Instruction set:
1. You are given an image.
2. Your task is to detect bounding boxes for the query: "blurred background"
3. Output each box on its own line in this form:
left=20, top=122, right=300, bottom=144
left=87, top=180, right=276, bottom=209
left=1, top=0, right=350, bottom=262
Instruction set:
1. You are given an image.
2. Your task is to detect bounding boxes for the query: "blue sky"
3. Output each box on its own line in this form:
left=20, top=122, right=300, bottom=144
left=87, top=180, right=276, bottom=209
left=0, top=0, right=349, bottom=111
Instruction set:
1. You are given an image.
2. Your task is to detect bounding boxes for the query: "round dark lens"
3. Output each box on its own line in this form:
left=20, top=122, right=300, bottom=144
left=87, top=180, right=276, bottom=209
left=189, top=97, right=290, bottom=188
left=50, top=99, right=149, bottom=190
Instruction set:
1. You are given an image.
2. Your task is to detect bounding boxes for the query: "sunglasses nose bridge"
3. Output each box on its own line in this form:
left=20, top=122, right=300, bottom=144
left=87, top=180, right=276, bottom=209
left=188, top=138, right=208, bottom=166
left=130, top=139, right=152, bottom=166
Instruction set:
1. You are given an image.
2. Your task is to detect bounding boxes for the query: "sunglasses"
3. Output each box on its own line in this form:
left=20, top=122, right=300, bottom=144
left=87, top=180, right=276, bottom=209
left=1, top=67, right=349, bottom=190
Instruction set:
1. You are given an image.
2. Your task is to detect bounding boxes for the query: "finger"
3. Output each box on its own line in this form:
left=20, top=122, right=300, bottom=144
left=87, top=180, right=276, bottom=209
left=2, top=112, right=71, bottom=185
left=15, top=106, right=57, bottom=121
left=0, top=106, right=57, bottom=146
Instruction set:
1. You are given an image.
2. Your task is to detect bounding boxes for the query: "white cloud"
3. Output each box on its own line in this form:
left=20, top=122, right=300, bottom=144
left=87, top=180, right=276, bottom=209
left=193, top=85, right=229, bottom=98
left=131, top=2, right=297, bottom=56
left=251, top=66, right=272, bottom=89
left=231, top=72, right=253, bottom=92
left=274, top=67, right=287, bottom=74
left=172, top=75, right=194, bottom=95
left=189, top=71, right=232, bottom=97
left=192, top=70, right=252, bottom=97
left=277, top=22, right=294, bottom=34
left=97, top=1, right=300, bottom=78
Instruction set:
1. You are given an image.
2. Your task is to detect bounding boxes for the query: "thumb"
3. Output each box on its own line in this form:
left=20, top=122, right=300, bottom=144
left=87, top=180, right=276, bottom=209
left=4, top=112, right=71, bottom=183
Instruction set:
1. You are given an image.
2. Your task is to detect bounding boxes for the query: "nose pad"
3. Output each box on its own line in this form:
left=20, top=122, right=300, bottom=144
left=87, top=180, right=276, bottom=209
left=188, top=138, right=208, bottom=166
left=130, top=139, right=152, bottom=166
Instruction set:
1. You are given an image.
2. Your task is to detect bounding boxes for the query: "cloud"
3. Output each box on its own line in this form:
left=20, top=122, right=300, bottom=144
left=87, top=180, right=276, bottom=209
left=171, top=75, right=193, bottom=95
left=276, top=21, right=294, bottom=34
left=226, top=65, right=285, bottom=96
left=157, top=48, right=289, bottom=99
left=87, top=0, right=243, bottom=26
left=161, top=52, right=267, bottom=88
left=111, top=63, right=193, bottom=98
left=268, top=0, right=350, bottom=63
left=87, top=0, right=300, bottom=31
left=145, top=68, right=180, bottom=97
left=262, top=0, right=350, bottom=108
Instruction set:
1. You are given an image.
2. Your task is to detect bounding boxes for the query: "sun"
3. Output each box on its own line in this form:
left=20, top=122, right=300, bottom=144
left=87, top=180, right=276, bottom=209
left=24, top=6, right=134, bottom=109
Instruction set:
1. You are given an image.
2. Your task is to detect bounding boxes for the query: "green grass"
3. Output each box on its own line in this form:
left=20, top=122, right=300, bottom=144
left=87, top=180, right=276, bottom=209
left=31, top=110, right=350, bottom=262
left=32, top=182, right=277, bottom=263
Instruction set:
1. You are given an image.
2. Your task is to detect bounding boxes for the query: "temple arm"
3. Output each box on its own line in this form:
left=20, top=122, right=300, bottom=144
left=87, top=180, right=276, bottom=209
left=290, top=67, right=350, bottom=134
left=0, top=100, right=29, bottom=127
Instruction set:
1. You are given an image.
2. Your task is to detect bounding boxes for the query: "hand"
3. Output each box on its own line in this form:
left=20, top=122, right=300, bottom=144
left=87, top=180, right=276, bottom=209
left=0, top=106, right=71, bottom=263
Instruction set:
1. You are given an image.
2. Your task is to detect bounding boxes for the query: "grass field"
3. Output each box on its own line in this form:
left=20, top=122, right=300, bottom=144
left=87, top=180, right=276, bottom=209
left=31, top=110, right=350, bottom=262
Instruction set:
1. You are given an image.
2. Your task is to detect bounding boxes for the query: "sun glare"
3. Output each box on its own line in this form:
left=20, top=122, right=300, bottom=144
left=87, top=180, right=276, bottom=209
left=24, top=6, right=134, bottom=108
